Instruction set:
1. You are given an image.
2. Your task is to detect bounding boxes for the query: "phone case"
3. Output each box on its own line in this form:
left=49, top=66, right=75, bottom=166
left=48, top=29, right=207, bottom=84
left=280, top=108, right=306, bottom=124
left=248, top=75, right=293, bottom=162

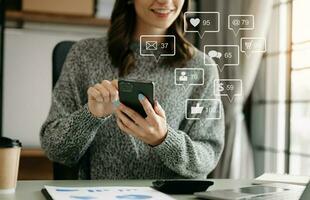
left=152, top=179, right=214, bottom=194
left=119, top=79, right=155, bottom=118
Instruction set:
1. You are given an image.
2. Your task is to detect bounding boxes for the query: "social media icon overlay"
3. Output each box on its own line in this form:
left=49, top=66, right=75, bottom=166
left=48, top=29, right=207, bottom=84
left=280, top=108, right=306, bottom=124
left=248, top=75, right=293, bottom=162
left=228, top=15, right=255, bottom=36
left=140, top=35, right=176, bottom=62
left=214, top=79, right=243, bottom=102
left=204, top=45, right=240, bottom=72
left=184, top=12, right=220, bottom=38
left=175, top=68, right=204, bottom=86
left=240, top=37, right=266, bottom=56
left=145, top=41, right=157, bottom=51
left=186, top=99, right=222, bottom=120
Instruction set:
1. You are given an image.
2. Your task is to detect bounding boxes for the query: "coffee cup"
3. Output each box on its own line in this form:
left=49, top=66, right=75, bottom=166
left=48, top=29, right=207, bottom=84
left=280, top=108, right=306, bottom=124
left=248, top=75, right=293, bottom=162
left=0, top=137, right=22, bottom=194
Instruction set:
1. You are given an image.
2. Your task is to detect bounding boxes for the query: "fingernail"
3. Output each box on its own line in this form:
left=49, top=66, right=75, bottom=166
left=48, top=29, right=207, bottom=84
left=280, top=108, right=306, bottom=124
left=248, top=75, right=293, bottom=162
left=113, top=99, right=120, bottom=107
left=138, top=93, right=145, bottom=101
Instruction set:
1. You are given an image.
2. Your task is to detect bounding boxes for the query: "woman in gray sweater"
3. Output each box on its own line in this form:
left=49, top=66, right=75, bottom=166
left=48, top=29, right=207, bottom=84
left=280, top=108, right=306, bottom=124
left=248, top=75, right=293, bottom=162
left=40, top=0, right=224, bottom=179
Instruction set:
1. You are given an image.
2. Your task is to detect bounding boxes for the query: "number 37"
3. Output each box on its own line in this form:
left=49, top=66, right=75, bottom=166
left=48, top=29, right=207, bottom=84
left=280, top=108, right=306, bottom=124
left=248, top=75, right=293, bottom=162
left=161, top=43, right=168, bottom=49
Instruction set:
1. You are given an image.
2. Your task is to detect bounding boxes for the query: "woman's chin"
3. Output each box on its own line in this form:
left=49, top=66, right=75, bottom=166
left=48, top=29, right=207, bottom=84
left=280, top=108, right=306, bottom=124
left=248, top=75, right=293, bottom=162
left=150, top=22, right=174, bottom=31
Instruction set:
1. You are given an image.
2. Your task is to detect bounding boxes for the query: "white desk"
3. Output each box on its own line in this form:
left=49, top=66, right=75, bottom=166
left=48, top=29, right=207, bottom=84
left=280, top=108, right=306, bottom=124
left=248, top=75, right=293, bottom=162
left=0, top=179, right=254, bottom=200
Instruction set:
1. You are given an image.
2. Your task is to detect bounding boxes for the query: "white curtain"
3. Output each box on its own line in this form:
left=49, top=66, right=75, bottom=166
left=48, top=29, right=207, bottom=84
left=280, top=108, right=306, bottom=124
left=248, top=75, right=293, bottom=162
left=198, top=0, right=273, bottom=178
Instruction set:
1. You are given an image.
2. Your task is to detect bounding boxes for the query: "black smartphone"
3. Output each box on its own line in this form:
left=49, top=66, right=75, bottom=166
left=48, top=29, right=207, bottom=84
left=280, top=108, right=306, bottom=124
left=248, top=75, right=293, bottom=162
left=118, top=79, right=155, bottom=118
left=152, top=179, right=214, bottom=194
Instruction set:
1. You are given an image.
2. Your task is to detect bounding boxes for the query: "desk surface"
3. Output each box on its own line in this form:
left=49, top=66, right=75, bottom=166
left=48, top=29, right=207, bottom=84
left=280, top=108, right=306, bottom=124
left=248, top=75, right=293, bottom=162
left=0, top=179, right=254, bottom=200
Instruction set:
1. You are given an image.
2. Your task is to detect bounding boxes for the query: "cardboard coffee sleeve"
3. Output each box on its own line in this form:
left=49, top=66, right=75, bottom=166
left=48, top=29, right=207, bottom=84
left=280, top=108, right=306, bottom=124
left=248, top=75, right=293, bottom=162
left=0, top=137, right=22, bottom=194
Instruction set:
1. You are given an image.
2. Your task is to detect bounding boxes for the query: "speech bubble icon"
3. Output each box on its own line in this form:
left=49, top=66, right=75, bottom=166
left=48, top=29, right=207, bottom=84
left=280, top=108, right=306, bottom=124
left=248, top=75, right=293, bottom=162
left=214, top=79, right=243, bottom=102
left=184, top=12, right=220, bottom=38
left=240, top=37, right=266, bottom=56
left=185, top=99, right=222, bottom=120
left=204, top=45, right=239, bottom=72
left=228, top=15, right=255, bottom=36
left=208, top=50, right=223, bottom=59
left=140, top=35, right=176, bottom=62
left=175, top=68, right=204, bottom=91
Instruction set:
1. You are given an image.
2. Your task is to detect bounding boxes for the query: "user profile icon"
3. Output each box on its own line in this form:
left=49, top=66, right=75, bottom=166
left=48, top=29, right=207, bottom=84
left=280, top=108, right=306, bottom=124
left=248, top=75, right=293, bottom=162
left=179, top=71, right=188, bottom=82
left=175, top=68, right=204, bottom=91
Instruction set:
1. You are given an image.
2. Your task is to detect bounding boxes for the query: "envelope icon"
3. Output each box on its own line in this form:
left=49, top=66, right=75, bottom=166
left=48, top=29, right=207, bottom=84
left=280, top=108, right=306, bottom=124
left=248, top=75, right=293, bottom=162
left=146, top=41, right=158, bottom=50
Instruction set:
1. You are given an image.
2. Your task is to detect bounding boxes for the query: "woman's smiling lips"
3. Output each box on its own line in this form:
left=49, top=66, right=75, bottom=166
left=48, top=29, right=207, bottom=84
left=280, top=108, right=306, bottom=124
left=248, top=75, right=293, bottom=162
left=150, top=8, right=176, bottom=18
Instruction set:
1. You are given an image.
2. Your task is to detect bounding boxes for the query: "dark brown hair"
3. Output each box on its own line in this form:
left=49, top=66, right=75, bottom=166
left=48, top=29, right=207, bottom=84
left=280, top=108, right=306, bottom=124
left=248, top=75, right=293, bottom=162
left=108, top=0, right=193, bottom=76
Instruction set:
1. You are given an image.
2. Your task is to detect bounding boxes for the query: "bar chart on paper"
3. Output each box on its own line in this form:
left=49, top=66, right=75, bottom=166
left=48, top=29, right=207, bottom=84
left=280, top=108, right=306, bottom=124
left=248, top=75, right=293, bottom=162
left=44, top=186, right=176, bottom=200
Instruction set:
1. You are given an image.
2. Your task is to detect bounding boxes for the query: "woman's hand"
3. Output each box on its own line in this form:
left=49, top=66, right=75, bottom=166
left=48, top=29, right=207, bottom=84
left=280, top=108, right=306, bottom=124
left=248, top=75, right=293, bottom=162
left=115, top=94, right=168, bottom=146
left=87, top=80, right=119, bottom=118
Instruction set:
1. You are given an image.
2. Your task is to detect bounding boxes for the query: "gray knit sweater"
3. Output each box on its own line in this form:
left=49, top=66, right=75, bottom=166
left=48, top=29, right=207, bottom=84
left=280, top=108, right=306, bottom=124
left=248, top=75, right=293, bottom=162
left=40, top=36, right=225, bottom=180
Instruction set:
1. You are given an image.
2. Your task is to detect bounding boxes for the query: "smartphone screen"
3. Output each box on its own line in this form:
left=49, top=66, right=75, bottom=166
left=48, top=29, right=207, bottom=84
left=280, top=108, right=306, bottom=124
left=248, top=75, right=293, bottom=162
left=118, top=79, right=155, bottom=118
left=234, top=186, right=289, bottom=194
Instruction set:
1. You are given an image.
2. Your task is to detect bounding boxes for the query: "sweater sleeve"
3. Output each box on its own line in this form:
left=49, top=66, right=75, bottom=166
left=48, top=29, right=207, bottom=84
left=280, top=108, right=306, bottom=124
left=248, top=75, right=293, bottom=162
left=153, top=54, right=225, bottom=178
left=40, top=41, right=109, bottom=166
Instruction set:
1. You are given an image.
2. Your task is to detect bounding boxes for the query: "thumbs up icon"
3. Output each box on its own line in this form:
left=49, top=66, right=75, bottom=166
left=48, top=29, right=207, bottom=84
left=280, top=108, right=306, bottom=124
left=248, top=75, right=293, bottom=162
left=191, top=103, right=204, bottom=115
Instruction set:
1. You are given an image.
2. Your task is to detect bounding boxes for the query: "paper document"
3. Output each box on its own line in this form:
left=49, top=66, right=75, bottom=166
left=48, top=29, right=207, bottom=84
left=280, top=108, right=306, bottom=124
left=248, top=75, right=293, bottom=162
left=44, top=186, right=175, bottom=200
left=253, top=173, right=310, bottom=186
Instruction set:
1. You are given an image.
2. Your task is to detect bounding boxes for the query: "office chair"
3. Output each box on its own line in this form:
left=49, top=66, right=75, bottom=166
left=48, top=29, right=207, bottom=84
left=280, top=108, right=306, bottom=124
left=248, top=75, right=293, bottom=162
left=52, top=41, right=75, bottom=87
left=52, top=41, right=79, bottom=180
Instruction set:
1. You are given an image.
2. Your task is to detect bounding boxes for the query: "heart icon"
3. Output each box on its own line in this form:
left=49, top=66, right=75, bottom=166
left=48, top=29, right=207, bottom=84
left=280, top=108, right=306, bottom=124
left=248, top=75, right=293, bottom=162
left=190, top=18, right=200, bottom=27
